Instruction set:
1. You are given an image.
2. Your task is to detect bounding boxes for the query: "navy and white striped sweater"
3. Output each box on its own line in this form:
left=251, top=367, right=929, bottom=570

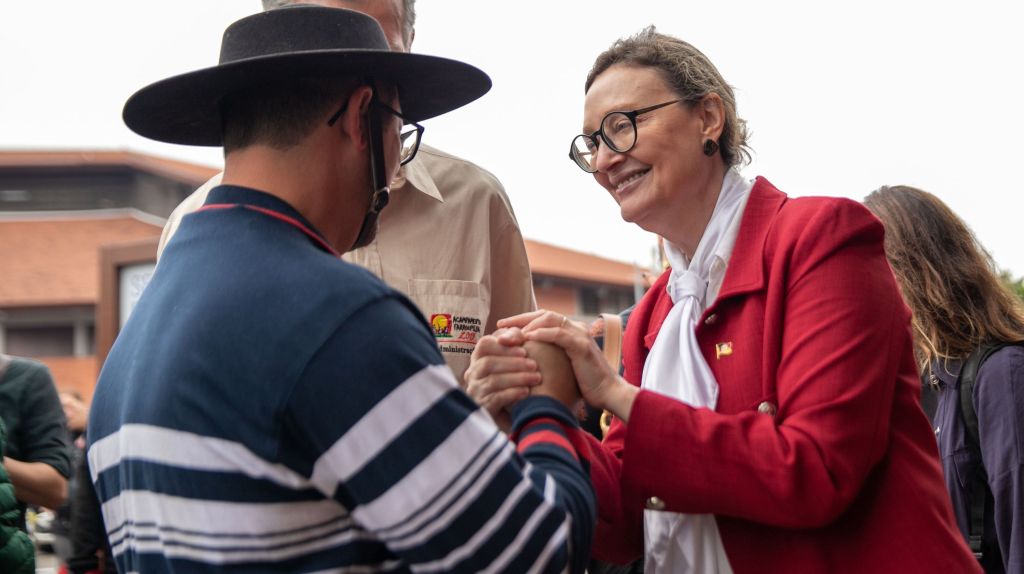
left=88, top=186, right=594, bottom=573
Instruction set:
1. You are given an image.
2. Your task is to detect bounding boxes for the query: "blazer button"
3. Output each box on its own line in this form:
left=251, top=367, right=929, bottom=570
left=646, top=496, right=666, bottom=511
left=704, top=313, right=718, bottom=325
left=757, top=401, right=777, bottom=417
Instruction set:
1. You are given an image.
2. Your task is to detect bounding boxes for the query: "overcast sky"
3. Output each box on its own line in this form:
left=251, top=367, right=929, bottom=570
left=2, top=1, right=1022, bottom=275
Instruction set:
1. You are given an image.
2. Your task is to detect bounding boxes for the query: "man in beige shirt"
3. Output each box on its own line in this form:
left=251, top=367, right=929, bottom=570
left=159, top=0, right=535, bottom=382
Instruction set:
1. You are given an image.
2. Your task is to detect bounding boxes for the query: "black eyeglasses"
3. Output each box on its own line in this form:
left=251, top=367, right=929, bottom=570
left=328, top=96, right=425, bottom=166
left=569, top=98, right=684, bottom=173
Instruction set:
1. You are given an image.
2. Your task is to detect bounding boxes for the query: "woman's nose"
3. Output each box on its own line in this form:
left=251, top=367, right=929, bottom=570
left=594, top=140, right=624, bottom=173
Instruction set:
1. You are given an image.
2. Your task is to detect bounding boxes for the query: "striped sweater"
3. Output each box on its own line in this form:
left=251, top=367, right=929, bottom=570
left=87, top=186, right=595, bottom=573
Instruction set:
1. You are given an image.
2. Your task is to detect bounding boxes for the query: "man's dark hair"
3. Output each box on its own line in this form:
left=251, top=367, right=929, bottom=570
left=222, top=77, right=356, bottom=152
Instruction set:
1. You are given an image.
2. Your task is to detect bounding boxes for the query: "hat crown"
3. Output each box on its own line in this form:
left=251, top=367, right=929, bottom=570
left=123, top=3, right=490, bottom=146
left=220, top=5, right=390, bottom=65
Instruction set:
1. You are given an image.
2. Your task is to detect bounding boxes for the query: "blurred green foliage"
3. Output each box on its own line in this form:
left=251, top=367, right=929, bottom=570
left=999, top=270, right=1024, bottom=302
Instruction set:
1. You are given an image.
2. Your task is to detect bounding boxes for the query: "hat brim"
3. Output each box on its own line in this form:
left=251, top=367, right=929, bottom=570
left=123, top=50, right=491, bottom=146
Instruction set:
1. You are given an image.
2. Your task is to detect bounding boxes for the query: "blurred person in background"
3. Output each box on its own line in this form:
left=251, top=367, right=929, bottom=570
left=50, top=391, right=87, bottom=566
left=0, top=419, right=34, bottom=574
left=468, top=26, right=979, bottom=573
left=865, top=185, right=1024, bottom=573
left=0, top=355, right=70, bottom=527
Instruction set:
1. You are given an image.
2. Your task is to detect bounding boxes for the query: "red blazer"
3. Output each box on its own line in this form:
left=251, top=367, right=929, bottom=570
left=586, top=178, right=979, bottom=573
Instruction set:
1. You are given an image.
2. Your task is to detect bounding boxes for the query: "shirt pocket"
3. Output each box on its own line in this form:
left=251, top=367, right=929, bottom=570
left=950, top=447, right=981, bottom=492
left=406, top=279, right=488, bottom=385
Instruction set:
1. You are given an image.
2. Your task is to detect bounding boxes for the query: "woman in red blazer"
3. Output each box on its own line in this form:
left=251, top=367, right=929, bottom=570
left=466, top=26, right=978, bottom=573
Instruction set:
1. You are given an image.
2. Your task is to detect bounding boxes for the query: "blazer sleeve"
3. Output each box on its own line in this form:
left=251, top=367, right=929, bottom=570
left=584, top=277, right=672, bottom=564
left=584, top=416, right=644, bottom=564
left=617, top=199, right=910, bottom=528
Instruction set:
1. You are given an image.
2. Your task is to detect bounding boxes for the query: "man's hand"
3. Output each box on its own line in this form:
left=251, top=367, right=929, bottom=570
left=499, top=310, right=639, bottom=422
left=61, top=392, right=88, bottom=434
left=464, top=327, right=541, bottom=432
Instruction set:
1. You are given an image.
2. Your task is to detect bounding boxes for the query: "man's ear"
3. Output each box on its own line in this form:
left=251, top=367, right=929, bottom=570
left=698, top=92, right=726, bottom=142
left=339, top=85, right=375, bottom=150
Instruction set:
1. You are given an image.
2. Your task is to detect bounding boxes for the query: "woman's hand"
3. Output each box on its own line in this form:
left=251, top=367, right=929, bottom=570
left=464, top=327, right=541, bottom=432
left=498, top=310, right=639, bottom=421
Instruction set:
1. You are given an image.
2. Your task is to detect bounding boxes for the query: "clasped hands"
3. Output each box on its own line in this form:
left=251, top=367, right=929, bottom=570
left=465, top=309, right=639, bottom=432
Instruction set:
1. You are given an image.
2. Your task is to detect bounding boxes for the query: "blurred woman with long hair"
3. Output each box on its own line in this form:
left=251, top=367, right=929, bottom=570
left=865, top=185, right=1024, bottom=573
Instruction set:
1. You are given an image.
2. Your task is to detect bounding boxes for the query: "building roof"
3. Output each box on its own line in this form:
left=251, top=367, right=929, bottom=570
left=0, top=149, right=220, bottom=187
left=0, top=211, right=163, bottom=307
left=0, top=149, right=655, bottom=292
left=524, top=238, right=651, bottom=288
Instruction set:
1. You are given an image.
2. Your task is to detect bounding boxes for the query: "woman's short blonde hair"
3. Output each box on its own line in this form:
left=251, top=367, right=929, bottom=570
left=586, top=26, right=751, bottom=168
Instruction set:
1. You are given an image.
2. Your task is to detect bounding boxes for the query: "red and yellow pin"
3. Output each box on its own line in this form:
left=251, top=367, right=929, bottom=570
left=715, top=341, right=733, bottom=359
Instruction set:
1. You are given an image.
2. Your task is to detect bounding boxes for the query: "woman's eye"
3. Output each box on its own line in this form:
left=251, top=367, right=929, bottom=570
left=609, top=120, right=630, bottom=134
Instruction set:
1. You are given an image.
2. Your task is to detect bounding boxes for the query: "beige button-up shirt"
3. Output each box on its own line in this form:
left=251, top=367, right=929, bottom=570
left=158, top=145, right=536, bottom=383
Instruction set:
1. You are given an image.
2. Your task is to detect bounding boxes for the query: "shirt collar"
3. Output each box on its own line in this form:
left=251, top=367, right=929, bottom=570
left=397, top=152, right=444, bottom=202
left=205, top=184, right=332, bottom=248
left=663, top=169, right=753, bottom=305
left=929, top=358, right=963, bottom=389
left=665, top=170, right=751, bottom=263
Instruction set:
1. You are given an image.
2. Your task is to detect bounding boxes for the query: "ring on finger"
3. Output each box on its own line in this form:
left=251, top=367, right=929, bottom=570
left=560, top=315, right=568, bottom=328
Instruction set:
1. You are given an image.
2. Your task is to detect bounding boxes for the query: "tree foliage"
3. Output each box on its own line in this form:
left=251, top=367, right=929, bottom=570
left=999, top=270, right=1024, bottom=303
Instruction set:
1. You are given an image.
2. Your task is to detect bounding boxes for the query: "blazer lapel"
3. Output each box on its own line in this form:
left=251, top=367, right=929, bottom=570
left=711, top=176, right=787, bottom=305
left=631, top=177, right=788, bottom=367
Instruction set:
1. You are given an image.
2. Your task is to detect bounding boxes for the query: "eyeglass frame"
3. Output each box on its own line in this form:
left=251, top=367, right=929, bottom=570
left=568, top=98, right=685, bottom=173
left=327, top=94, right=425, bottom=167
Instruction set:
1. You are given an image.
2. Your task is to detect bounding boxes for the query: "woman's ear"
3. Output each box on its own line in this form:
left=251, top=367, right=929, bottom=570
left=698, top=92, right=726, bottom=141
left=339, top=85, right=375, bottom=150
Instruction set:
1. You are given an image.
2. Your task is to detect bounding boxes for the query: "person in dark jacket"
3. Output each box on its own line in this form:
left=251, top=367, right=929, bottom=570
left=866, top=185, right=1024, bottom=573
left=0, top=419, right=35, bottom=574
left=66, top=449, right=115, bottom=574
left=0, top=354, right=71, bottom=527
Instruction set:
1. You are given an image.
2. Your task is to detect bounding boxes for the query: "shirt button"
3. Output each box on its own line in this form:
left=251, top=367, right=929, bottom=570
left=757, top=401, right=777, bottom=417
left=646, top=496, right=666, bottom=511
left=704, top=313, right=718, bottom=325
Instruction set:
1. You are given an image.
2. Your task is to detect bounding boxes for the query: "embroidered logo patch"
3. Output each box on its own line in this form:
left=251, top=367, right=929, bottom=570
left=431, top=314, right=453, bottom=338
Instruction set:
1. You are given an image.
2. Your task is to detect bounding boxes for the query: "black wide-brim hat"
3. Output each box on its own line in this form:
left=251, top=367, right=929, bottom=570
left=123, top=5, right=491, bottom=146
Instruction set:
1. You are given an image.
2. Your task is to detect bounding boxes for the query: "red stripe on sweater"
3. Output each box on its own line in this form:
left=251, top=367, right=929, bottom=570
left=517, top=429, right=579, bottom=461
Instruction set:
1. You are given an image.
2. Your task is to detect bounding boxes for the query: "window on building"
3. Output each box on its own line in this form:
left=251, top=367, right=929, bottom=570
left=85, top=324, right=96, bottom=355
left=0, top=189, right=31, bottom=202
left=5, top=326, right=75, bottom=356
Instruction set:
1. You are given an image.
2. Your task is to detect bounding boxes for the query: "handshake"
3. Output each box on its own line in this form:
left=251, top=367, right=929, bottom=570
left=464, top=309, right=638, bottom=432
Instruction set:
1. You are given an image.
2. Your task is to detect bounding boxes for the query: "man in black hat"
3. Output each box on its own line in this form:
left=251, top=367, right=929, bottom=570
left=87, top=6, right=594, bottom=573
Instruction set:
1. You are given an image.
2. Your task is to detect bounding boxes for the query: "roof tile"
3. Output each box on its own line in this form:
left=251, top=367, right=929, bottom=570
left=0, top=213, right=162, bottom=307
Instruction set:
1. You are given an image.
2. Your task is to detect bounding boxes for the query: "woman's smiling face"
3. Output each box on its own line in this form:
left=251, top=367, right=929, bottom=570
left=583, top=64, right=718, bottom=240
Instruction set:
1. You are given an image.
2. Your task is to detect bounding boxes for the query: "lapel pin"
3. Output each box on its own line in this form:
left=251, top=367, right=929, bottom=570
left=715, top=342, right=733, bottom=359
